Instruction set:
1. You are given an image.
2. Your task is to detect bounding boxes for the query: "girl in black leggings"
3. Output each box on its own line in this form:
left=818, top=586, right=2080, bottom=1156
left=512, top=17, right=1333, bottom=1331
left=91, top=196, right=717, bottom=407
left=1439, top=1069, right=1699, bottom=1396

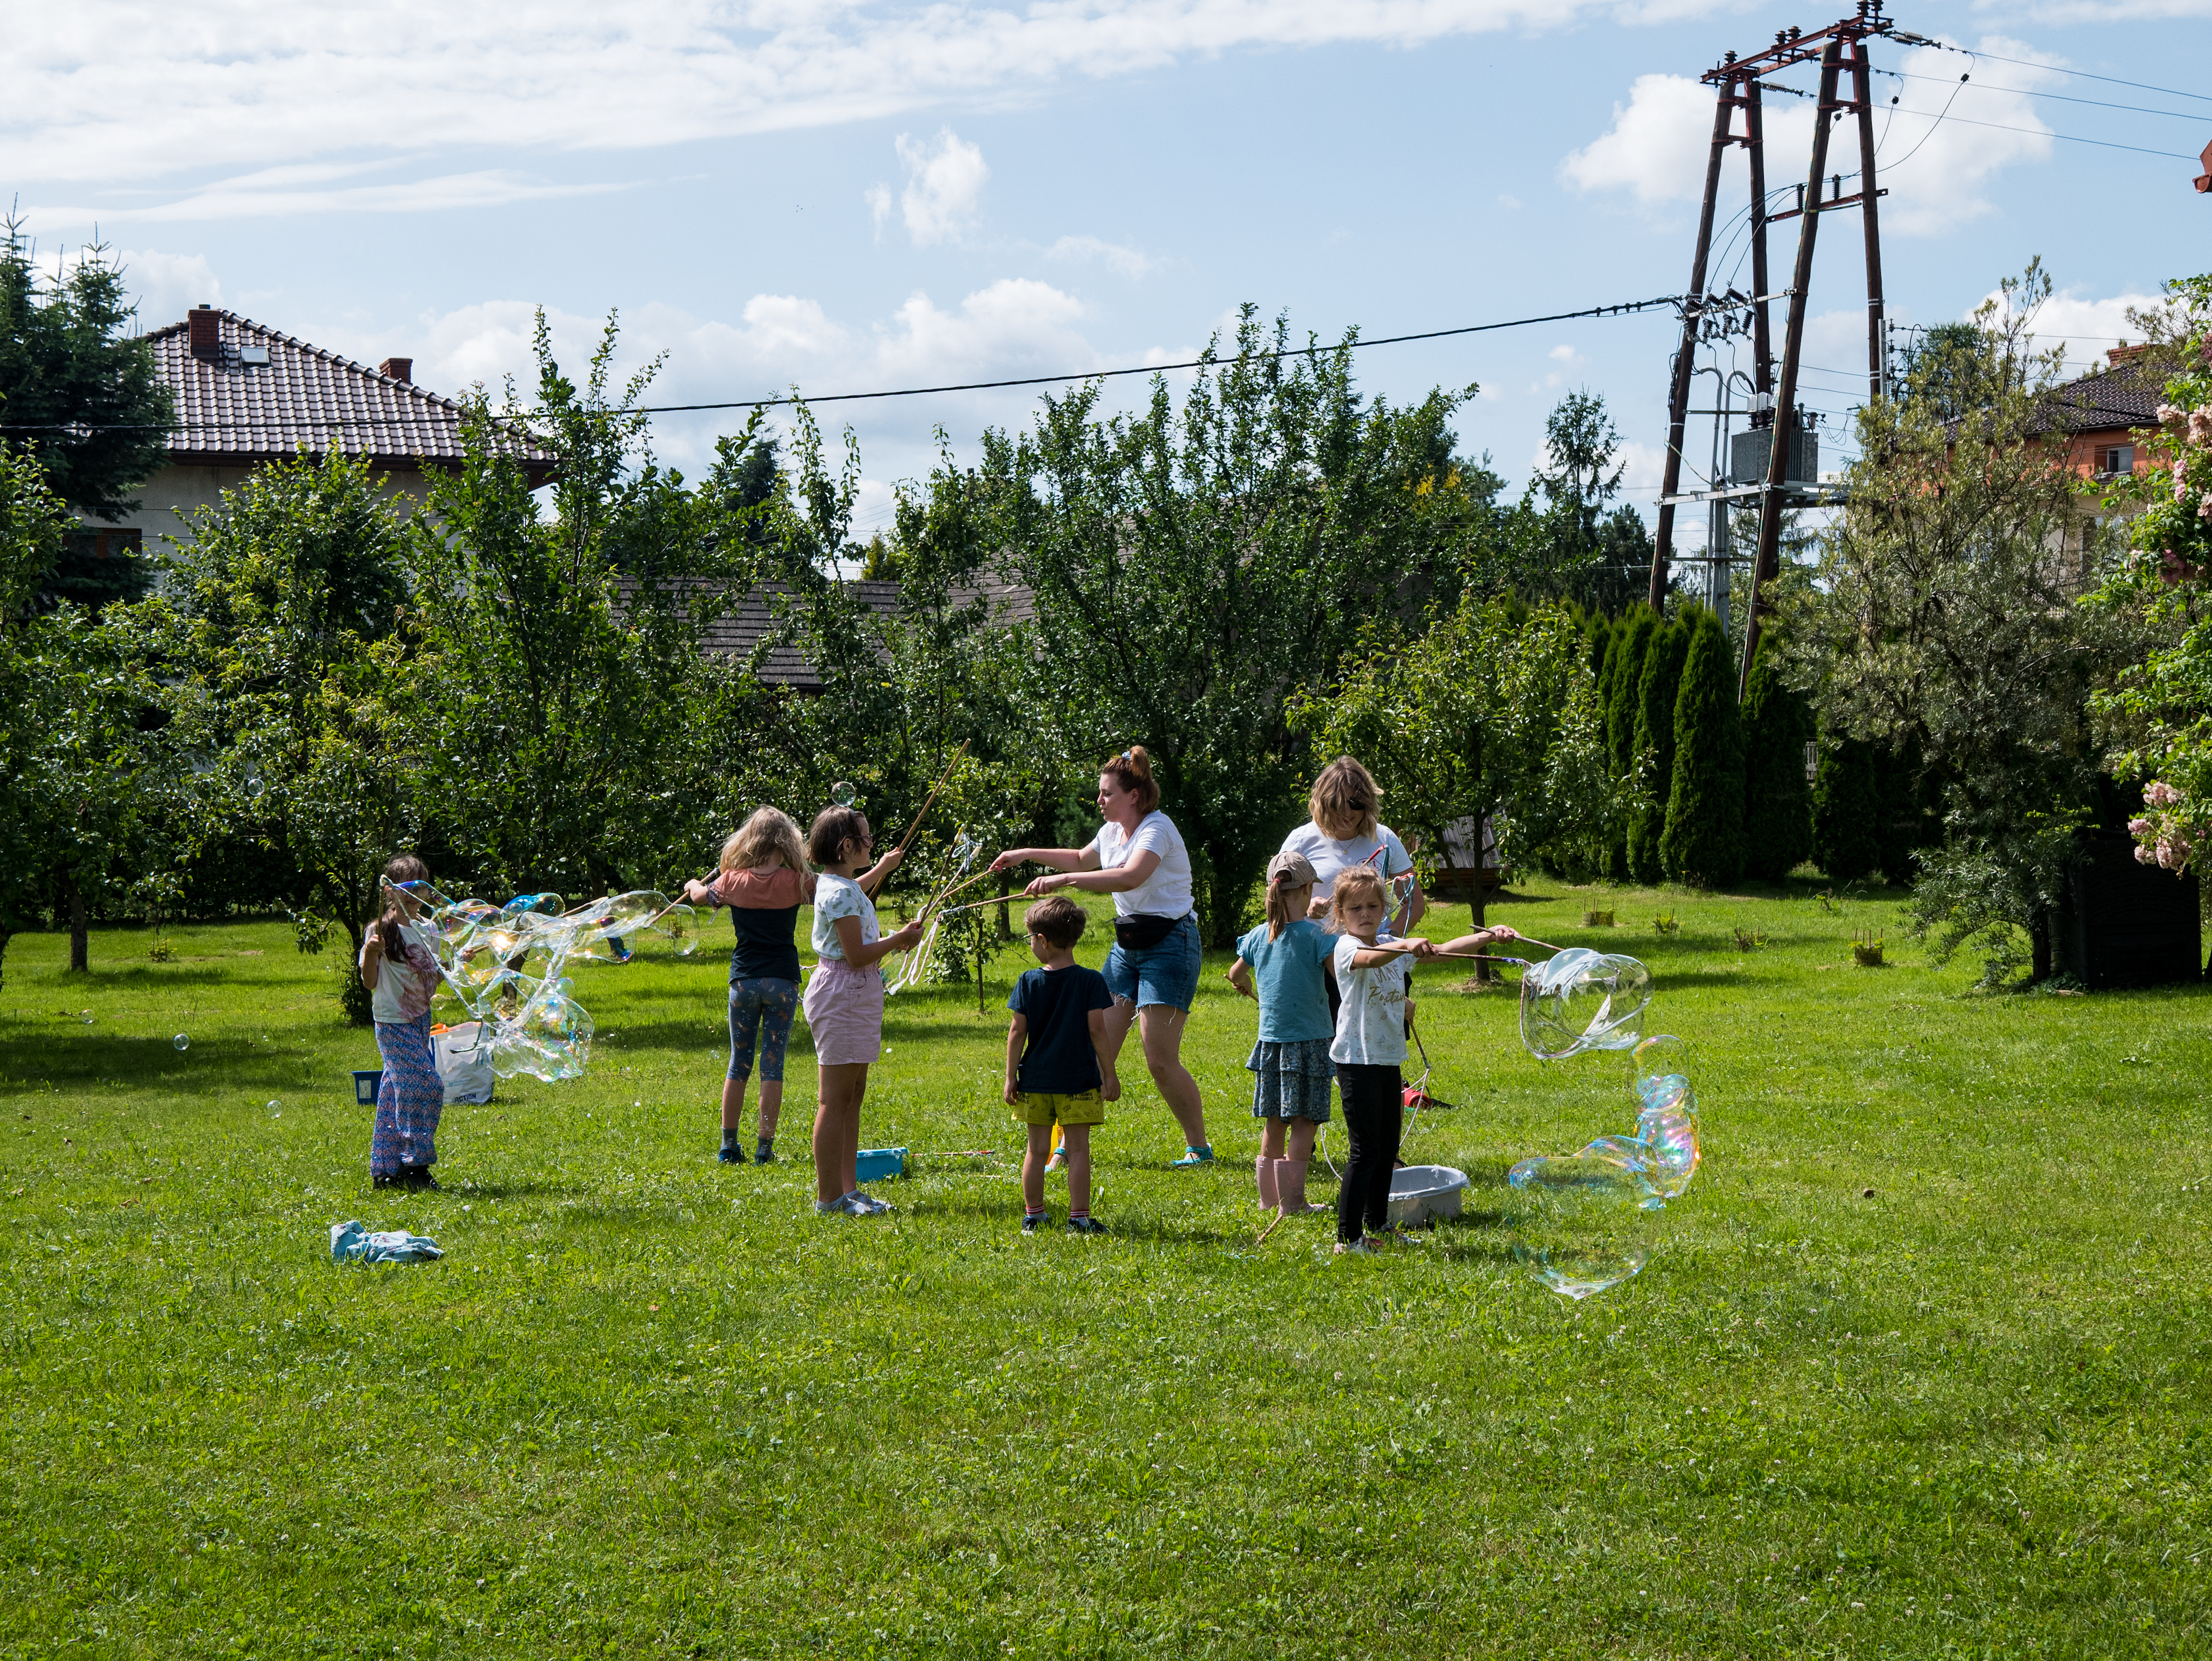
left=1324, top=867, right=1517, bottom=1254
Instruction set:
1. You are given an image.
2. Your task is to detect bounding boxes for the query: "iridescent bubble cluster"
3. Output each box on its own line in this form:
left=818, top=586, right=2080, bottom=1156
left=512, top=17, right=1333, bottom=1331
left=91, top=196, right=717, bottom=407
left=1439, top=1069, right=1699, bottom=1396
left=887, top=833, right=983, bottom=996
left=1506, top=955, right=1703, bottom=1299
left=387, top=880, right=698, bottom=1082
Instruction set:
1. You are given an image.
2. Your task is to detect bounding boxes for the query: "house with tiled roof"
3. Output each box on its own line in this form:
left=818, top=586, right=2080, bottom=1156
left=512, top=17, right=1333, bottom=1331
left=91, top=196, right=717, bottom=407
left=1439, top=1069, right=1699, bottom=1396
left=78, top=305, right=554, bottom=563
left=2031, top=345, right=2179, bottom=585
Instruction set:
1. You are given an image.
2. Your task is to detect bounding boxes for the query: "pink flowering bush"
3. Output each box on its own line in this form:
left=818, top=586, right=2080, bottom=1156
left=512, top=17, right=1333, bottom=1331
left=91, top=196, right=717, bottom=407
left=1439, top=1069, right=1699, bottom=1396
left=2096, top=275, right=2212, bottom=877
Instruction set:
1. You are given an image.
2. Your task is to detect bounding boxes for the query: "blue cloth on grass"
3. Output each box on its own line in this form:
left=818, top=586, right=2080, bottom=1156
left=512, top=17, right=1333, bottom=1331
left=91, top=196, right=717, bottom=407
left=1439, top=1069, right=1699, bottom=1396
left=330, top=1220, right=444, bottom=1264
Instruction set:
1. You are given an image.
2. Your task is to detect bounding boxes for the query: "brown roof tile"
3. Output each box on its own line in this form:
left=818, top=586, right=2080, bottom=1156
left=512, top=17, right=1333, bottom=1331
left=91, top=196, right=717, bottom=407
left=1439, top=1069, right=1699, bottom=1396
left=147, top=308, right=554, bottom=475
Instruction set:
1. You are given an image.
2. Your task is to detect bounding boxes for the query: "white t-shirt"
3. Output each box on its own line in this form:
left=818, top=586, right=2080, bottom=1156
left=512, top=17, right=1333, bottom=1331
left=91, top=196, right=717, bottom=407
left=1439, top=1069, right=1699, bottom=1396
left=810, top=872, right=880, bottom=962
left=361, top=921, right=439, bottom=1025
left=1086, top=811, right=1194, bottom=919
left=1279, top=821, right=1414, bottom=902
left=1331, top=933, right=1411, bottom=1067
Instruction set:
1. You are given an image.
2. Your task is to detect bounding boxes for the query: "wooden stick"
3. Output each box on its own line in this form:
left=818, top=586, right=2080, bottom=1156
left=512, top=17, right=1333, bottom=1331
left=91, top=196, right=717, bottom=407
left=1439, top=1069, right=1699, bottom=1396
left=1253, top=1210, right=1289, bottom=1247
left=932, top=864, right=1002, bottom=907
left=892, top=739, right=970, bottom=856
left=927, top=892, right=1021, bottom=920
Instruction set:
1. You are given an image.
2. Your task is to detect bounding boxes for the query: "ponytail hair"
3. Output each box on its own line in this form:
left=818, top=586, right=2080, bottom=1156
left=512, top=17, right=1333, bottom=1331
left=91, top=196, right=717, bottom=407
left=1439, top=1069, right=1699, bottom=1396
left=1264, top=872, right=1306, bottom=941
left=1100, top=744, right=1161, bottom=813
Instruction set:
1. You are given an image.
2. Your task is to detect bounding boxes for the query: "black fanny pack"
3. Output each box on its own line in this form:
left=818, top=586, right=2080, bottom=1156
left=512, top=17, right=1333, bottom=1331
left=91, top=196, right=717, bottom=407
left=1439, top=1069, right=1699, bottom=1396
left=1114, top=912, right=1185, bottom=951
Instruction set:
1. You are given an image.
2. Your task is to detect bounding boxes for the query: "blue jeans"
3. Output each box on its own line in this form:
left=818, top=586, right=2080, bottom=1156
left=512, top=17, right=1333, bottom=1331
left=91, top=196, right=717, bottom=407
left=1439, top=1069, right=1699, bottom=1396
left=1102, top=914, right=1201, bottom=1012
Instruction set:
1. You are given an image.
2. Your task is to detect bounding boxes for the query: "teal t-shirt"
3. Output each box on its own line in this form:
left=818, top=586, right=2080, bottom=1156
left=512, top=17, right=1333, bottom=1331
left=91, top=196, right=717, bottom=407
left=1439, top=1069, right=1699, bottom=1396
left=1235, top=919, right=1337, bottom=1043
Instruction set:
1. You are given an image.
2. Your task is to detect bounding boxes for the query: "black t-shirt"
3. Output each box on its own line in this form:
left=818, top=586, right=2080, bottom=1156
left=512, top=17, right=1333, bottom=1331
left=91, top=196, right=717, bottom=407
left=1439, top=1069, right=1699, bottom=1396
left=1006, top=964, right=1115, bottom=1094
left=713, top=867, right=808, bottom=985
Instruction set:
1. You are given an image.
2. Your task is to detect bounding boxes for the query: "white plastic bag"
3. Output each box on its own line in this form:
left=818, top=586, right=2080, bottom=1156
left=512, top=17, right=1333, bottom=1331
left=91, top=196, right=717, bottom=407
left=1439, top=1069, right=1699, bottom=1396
left=432, top=1021, right=495, bottom=1105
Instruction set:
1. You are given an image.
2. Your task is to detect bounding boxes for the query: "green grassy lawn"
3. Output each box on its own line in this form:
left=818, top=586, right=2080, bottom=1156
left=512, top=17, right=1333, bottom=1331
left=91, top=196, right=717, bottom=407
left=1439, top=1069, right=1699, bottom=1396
left=3, top=879, right=2209, bottom=1659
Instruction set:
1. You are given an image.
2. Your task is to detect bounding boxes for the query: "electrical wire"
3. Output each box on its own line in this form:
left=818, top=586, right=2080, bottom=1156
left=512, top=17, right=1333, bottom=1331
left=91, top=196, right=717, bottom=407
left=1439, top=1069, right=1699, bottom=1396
left=1964, top=49, right=2212, bottom=109
left=0, top=293, right=1684, bottom=437
left=1874, top=102, right=2196, bottom=161
left=1877, top=66, right=2210, bottom=123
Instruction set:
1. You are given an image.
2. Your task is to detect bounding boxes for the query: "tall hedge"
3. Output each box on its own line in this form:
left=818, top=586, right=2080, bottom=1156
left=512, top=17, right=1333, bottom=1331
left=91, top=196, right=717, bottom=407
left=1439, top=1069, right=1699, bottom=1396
left=1626, top=612, right=1689, bottom=883
left=1659, top=608, right=1746, bottom=887
left=1812, top=736, right=1881, bottom=883
left=1604, top=607, right=1658, bottom=880
left=1874, top=735, right=1942, bottom=885
left=1739, top=632, right=1815, bottom=881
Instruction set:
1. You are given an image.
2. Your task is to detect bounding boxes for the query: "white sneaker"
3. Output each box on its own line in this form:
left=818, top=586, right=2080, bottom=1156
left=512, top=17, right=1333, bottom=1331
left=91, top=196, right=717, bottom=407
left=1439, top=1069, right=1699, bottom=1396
left=849, top=1189, right=894, bottom=1215
left=814, top=1194, right=861, bottom=1217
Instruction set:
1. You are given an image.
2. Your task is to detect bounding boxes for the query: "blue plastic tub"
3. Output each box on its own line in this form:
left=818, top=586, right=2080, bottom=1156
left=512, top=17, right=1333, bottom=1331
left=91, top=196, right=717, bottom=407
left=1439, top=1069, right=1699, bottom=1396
left=351, top=1069, right=384, bottom=1104
left=854, top=1147, right=907, bottom=1182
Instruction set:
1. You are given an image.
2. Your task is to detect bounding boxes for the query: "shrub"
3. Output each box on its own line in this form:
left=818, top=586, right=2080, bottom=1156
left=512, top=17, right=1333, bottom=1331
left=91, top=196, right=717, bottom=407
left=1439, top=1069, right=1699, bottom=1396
left=1813, top=736, right=1881, bottom=883
left=1626, top=614, right=1689, bottom=883
left=1604, top=607, right=1658, bottom=880
left=1660, top=608, right=1746, bottom=887
left=1740, top=633, right=1814, bottom=881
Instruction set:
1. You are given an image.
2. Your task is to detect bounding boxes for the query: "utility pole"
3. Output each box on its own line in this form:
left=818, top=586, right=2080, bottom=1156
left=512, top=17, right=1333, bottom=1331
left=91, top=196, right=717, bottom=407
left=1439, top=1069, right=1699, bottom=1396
left=1648, top=4, right=1933, bottom=696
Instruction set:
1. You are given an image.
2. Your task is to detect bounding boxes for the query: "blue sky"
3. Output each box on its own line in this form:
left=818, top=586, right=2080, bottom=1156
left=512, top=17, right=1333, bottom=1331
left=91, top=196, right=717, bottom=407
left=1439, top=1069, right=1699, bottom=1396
left=10, top=1, right=2210, bottom=543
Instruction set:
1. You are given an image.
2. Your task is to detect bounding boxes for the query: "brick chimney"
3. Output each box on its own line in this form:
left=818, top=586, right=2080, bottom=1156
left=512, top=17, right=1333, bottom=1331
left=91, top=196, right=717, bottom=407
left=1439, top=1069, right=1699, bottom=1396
left=377, top=356, right=413, bottom=383
left=2107, top=343, right=2150, bottom=366
left=187, top=306, right=221, bottom=361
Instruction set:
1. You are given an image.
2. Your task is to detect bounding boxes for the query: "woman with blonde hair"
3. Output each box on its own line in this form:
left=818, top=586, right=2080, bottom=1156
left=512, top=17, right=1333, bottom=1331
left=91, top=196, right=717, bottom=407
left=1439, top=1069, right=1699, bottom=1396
left=1279, top=756, right=1426, bottom=931
left=993, top=745, right=1214, bottom=1167
left=682, top=806, right=819, bottom=1167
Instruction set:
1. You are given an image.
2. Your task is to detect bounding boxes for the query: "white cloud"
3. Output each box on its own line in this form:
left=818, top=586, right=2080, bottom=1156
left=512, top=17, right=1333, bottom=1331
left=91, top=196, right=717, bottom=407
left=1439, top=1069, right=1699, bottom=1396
left=1980, top=1, right=2212, bottom=18
left=5, top=2, right=1730, bottom=202
left=37, top=167, right=623, bottom=225
left=890, top=129, right=988, bottom=247
left=33, top=243, right=222, bottom=327
left=864, top=182, right=893, bottom=236
left=1559, top=37, right=2066, bottom=237
left=328, top=275, right=1116, bottom=479
left=1497, top=193, right=1522, bottom=210
left=1979, top=283, right=2171, bottom=368
left=1544, top=342, right=1586, bottom=387
left=1045, top=234, right=1158, bottom=278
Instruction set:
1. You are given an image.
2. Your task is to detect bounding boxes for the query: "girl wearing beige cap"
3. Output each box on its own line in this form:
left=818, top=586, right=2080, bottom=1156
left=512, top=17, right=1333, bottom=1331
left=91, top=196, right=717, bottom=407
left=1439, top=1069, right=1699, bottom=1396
left=1226, top=849, right=1336, bottom=1218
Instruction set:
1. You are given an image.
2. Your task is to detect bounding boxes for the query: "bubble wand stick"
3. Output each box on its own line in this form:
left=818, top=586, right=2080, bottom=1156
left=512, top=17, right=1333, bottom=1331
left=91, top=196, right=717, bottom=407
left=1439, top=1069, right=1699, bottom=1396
left=889, top=739, right=970, bottom=858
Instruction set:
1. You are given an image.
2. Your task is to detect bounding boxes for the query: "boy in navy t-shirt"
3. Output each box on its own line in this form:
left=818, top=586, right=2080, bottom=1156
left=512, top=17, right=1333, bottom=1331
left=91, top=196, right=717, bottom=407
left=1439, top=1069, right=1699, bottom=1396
left=1004, top=895, right=1119, bottom=1235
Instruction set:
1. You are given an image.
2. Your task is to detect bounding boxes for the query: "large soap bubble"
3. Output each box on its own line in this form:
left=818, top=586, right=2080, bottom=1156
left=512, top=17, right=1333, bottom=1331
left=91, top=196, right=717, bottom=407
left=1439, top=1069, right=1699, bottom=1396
left=887, top=831, right=984, bottom=996
left=1518, top=948, right=1653, bottom=1060
left=1505, top=948, right=1702, bottom=1298
left=385, top=879, right=690, bottom=1083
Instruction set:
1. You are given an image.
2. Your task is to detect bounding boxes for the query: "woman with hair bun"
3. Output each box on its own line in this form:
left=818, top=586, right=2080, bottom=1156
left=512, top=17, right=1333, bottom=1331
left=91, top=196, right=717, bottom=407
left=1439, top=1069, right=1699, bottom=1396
left=992, top=745, right=1214, bottom=1167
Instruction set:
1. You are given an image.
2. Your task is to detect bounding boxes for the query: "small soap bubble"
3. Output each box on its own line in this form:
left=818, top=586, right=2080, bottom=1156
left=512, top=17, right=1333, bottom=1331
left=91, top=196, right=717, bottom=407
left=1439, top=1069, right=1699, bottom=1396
left=173, top=1034, right=190, bottom=1051
left=830, top=780, right=858, bottom=808
left=267, top=1100, right=281, bottom=1113
left=80, top=1009, right=93, bottom=1024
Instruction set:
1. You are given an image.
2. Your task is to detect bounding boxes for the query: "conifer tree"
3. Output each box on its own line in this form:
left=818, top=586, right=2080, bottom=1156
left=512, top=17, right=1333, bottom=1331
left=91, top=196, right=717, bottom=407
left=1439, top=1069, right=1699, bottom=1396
left=1660, top=608, right=1745, bottom=887
left=1812, top=736, right=1881, bottom=883
left=1740, top=631, right=1814, bottom=881
left=1604, top=606, right=1657, bottom=879
left=1625, top=612, right=1688, bottom=882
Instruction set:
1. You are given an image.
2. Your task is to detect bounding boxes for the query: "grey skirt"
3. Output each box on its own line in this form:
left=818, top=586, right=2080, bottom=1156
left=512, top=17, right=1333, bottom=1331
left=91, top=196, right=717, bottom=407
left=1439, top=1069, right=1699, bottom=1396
left=1247, top=1038, right=1335, bottom=1122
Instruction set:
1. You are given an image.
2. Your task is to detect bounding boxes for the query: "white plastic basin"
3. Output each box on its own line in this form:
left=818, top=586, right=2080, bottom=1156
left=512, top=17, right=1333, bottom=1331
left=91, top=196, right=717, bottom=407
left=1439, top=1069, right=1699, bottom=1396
left=1387, top=1164, right=1469, bottom=1227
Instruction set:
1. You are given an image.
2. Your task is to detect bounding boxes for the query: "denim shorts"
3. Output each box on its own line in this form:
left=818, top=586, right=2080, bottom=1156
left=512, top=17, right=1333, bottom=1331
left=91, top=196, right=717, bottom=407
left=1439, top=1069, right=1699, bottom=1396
left=1101, top=913, right=1201, bottom=1012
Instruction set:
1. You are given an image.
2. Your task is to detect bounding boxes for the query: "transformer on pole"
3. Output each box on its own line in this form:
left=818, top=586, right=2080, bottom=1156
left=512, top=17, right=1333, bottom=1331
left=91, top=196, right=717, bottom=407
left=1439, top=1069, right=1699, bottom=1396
left=1648, top=2, right=1940, bottom=697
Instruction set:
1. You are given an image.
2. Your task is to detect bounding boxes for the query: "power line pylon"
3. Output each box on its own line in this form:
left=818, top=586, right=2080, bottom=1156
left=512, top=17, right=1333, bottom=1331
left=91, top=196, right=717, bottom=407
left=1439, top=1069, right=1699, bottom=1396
left=1647, top=2, right=1937, bottom=697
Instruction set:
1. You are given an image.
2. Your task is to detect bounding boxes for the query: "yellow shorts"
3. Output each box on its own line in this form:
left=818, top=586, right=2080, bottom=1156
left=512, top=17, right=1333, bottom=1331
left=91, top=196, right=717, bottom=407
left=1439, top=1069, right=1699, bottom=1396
left=1013, top=1089, right=1106, bottom=1127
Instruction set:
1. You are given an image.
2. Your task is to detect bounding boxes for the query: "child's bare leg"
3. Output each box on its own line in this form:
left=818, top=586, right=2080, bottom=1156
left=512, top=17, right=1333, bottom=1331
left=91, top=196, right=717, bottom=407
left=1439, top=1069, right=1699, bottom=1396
left=813, top=1063, right=866, bottom=1204
left=838, top=1063, right=869, bottom=1194
left=721, top=1076, right=749, bottom=1132
left=1023, top=1123, right=1052, bottom=1214
left=756, top=1080, right=782, bottom=1143
left=1063, top=1124, right=1093, bottom=1216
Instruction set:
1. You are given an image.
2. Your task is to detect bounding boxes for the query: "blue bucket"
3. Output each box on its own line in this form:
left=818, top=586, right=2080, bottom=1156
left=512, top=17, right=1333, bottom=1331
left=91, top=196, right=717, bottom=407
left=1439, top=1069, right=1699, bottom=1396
left=351, top=1069, right=384, bottom=1104
left=854, top=1147, right=906, bottom=1182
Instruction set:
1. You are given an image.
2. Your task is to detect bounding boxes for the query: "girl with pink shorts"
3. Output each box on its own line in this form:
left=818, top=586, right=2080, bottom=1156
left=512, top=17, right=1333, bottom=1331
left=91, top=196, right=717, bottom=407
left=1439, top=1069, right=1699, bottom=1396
left=800, top=804, right=925, bottom=1217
